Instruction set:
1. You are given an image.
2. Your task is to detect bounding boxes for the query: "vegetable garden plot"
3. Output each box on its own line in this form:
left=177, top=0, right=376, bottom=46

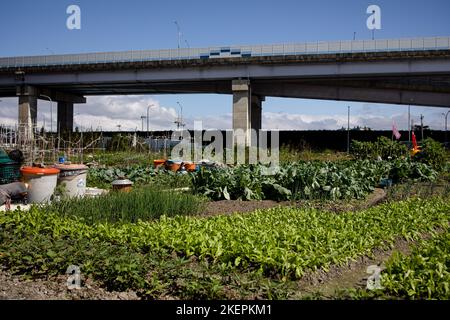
left=1, top=197, right=448, bottom=281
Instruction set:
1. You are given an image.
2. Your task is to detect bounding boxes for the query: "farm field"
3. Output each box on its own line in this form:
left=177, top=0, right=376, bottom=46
left=0, top=139, right=449, bottom=300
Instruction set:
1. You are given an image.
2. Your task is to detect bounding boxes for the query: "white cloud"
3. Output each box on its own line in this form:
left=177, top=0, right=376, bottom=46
left=0, top=96, right=448, bottom=131
left=74, top=96, right=179, bottom=131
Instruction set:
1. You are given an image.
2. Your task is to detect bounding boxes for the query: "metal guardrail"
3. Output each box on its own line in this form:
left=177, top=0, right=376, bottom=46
left=0, top=36, right=449, bottom=68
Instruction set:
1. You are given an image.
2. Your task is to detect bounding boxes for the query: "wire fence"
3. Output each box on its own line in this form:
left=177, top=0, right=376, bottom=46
left=0, top=36, right=449, bottom=68
left=0, top=124, right=107, bottom=165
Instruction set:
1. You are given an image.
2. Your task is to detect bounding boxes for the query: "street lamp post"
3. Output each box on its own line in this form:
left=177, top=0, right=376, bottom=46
left=347, top=106, right=350, bottom=153
left=443, top=110, right=450, bottom=146
left=174, top=21, right=181, bottom=49
left=40, top=94, right=53, bottom=132
left=140, top=115, right=146, bottom=132
left=408, top=105, right=411, bottom=142
left=176, top=101, right=184, bottom=129
left=147, top=104, right=154, bottom=137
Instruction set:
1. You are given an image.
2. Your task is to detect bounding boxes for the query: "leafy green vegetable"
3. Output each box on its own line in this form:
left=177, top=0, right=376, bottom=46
left=381, top=229, right=450, bottom=299
left=191, top=160, right=437, bottom=201
left=2, top=197, right=447, bottom=281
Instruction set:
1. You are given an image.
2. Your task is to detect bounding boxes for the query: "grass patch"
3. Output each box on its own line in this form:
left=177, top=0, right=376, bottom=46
left=44, top=186, right=205, bottom=224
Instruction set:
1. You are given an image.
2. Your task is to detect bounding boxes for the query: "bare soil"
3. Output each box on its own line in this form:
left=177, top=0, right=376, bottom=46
left=201, top=188, right=387, bottom=217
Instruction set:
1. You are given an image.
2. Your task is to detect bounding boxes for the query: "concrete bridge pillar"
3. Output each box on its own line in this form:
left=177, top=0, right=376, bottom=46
left=16, top=86, right=85, bottom=136
left=17, top=86, right=38, bottom=143
left=232, top=80, right=263, bottom=146
left=57, top=101, right=74, bottom=133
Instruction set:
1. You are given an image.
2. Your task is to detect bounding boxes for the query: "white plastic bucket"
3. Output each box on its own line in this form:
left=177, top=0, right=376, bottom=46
left=55, top=164, right=88, bottom=198
left=20, top=167, right=60, bottom=203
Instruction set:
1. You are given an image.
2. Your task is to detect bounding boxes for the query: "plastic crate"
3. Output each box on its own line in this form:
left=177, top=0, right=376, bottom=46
left=0, top=162, right=21, bottom=185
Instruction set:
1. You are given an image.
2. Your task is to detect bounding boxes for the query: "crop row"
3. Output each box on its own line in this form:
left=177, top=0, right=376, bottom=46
left=192, top=160, right=437, bottom=201
left=380, top=229, right=450, bottom=299
left=2, top=197, right=448, bottom=280
left=45, top=186, right=204, bottom=224
left=88, top=165, right=191, bottom=189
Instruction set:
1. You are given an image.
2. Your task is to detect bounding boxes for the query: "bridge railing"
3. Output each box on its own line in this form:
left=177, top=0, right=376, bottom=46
left=0, top=36, right=449, bottom=68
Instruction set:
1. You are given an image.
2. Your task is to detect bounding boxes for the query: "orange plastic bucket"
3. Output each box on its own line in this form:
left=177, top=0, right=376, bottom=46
left=153, top=159, right=166, bottom=168
left=20, top=167, right=60, bottom=175
left=184, top=163, right=197, bottom=172
left=166, top=163, right=181, bottom=172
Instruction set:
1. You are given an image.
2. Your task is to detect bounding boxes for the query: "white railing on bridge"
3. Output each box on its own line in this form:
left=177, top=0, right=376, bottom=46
left=0, top=36, right=449, bottom=68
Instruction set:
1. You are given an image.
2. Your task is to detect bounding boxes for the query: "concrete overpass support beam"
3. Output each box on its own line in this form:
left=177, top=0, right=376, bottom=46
left=57, top=101, right=74, bottom=133
left=232, top=80, right=263, bottom=146
left=18, top=95, right=38, bottom=143
left=16, top=86, right=38, bottom=143
left=251, top=95, right=263, bottom=132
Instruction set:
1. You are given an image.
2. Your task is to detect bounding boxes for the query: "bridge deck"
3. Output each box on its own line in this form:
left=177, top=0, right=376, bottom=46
left=1, top=36, right=449, bottom=69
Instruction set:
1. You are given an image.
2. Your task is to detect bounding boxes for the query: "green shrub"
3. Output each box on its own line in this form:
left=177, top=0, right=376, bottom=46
left=413, top=138, right=447, bottom=171
left=387, top=159, right=438, bottom=183
left=351, top=137, right=409, bottom=160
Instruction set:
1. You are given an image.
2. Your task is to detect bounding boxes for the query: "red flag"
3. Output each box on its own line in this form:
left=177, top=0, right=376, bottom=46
left=392, top=121, right=401, bottom=140
left=412, top=132, right=418, bottom=149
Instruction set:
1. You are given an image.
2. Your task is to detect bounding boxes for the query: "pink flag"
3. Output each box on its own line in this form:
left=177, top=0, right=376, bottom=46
left=392, top=121, right=401, bottom=140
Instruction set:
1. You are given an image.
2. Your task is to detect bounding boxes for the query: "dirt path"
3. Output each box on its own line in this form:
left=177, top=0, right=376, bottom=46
left=0, top=269, right=139, bottom=300
left=294, top=229, right=442, bottom=299
left=202, top=188, right=387, bottom=217
left=294, top=238, right=411, bottom=298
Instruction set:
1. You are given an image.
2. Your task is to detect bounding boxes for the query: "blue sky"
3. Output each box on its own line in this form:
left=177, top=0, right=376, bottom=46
left=0, top=0, right=449, bottom=131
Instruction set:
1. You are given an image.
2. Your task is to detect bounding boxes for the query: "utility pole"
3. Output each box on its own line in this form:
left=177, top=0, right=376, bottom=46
left=420, top=114, right=424, bottom=141
left=140, top=116, right=146, bottom=132
left=147, top=104, right=154, bottom=137
left=40, top=94, right=53, bottom=133
left=174, top=21, right=181, bottom=49
left=443, top=110, right=450, bottom=146
left=347, top=106, right=350, bottom=153
left=408, top=105, right=411, bottom=142
left=175, top=101, right=185, bottom=129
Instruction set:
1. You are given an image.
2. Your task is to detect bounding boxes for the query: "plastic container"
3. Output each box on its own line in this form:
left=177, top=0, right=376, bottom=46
left=379, top=178, right=393, bottom=188
left=165, top=160, right=182, bottom=172
left=153, top=159, right=166, bottom=169
left=0, top=162, right=21, bottom=185
left=20, top=167, right=60, bottom=203
left=112, top=178, right=133, bottom=192
left=184, top=162, right=197, bottom=172
left=0, top=150, right=20, bottom=185
left=55, top=164, right=88, bottom=198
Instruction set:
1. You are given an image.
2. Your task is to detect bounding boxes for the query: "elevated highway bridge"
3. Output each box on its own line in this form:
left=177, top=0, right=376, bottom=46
left=0, top=36, right=449, bottom=143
